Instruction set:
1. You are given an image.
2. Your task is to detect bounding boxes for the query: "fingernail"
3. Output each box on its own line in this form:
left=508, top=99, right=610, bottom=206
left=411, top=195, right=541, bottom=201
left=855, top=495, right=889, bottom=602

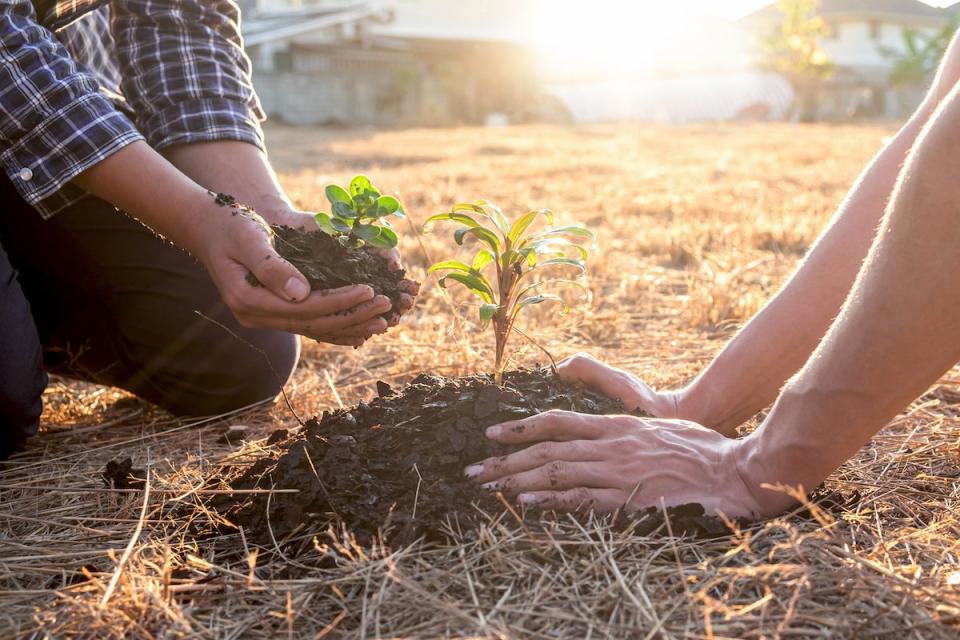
left=284, top=277, right=309, bottom=301
left=518, top=493, right=537, bottom=505
left=464, top=464, right=483, bottom=478
left=481, top=482, right=498, bottom=490
left=486, top=425, right=501, bottom=438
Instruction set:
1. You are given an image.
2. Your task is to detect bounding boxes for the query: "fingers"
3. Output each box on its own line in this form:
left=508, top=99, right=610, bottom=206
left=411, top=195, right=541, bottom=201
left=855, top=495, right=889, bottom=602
left=557, top=353, right=647, bottom=411
left=518, top=488, right=625, bottom=513
left=237, top=225, right=312, bottom=303
left=480, top=460, right=609, bottom=495
left=245, top=296, right=391, bottom=337
left=314, top=335, right=367, bottom=348
left=379, top=247, right=402, bottom=271
left=399, top=279, right=420, bottom=295
left=465, top=440, right=599, bottom=483
left=485, top=410, right=620, bottom=445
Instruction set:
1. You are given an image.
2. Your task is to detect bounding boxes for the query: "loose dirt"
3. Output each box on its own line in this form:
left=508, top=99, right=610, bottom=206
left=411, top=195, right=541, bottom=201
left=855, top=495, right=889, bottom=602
left=211, top=369, right=754, bottom=545
left=269, top=225, right=417, bottom=319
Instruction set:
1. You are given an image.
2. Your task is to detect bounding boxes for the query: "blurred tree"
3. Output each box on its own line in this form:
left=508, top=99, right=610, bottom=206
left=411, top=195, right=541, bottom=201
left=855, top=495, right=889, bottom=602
left=757, top=0, right=835, bottom=122
left=882, top=18, right=959, bottom=89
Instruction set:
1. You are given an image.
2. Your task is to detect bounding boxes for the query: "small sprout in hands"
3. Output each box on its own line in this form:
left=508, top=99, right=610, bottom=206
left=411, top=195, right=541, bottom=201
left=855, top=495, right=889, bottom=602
left=425, top=200, right=595, bottom=384
left=315, top=175, right=405, bottom=249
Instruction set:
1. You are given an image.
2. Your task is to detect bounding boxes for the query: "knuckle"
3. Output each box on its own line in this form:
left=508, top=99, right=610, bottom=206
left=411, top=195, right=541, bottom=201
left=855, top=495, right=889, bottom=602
left=572, top=488, right=593, bottom=507
left=534, top=442, right=555, bottom=461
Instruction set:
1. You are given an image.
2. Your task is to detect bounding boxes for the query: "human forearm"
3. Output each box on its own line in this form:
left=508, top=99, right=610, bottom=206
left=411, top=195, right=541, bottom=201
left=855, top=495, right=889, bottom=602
left=162, top=141, right=296, bottom=224
left=739, top=87, right=960, bottom=514
left=680, top=107, right=932, bottom=435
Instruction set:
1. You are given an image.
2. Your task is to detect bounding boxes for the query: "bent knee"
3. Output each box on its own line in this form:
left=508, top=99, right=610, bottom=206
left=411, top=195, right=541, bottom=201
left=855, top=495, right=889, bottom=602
left=163, top=331, right=300, bottom=417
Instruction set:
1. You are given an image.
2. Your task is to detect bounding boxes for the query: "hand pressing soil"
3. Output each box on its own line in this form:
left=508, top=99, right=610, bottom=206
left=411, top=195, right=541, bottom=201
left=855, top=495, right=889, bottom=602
left=215, top=369, right=656, bottom=544
left=257, top=225, right=420, bottom=323
left=211, top=369, right=862, bottom=545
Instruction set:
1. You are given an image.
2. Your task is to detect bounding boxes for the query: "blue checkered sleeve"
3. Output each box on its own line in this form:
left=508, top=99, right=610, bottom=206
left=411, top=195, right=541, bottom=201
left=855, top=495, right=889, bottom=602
left=0, top=0, right=144, bottom=217
left=110, top=0, right=265, bottom=152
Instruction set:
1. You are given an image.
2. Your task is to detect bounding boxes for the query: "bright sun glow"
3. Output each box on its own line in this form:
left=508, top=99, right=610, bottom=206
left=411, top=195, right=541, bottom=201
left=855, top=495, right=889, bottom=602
left=529, top=1, right=686, bottom=77
left=527, top=0, right=755, bottom=79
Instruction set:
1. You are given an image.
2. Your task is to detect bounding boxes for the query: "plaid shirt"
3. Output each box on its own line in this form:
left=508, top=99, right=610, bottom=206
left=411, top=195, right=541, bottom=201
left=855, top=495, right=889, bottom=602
left=1, top=0, right=265, bottom=217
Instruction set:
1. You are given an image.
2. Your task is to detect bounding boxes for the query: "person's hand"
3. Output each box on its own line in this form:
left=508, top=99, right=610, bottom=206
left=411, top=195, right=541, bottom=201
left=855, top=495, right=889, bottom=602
left=184, top=198, right=391, bottom=347
left=558, top=353, right=681, bottom=418
left=464, top=410, right=772, bottom=519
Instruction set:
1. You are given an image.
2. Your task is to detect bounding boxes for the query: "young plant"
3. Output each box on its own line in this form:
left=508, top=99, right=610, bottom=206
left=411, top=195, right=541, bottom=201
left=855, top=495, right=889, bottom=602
left=315, top=175, right=405, bottom=249
left=425, top=200, right=594, bottom=384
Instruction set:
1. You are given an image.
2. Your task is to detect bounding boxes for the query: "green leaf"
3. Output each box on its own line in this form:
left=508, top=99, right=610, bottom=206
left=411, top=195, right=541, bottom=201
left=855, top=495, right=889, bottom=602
left=349, top=175, right=373, bottom=198
left=516, top=279, right=588, bottom=301
left=538, top=257, right=587, bottom=273
left=367, top=226, right=398, bottom=248
left=454, top=226, right=502, bottom=254
left=472, top=249, right=495, bottom=272
left=375, top=195, right=405, bottom=219
left=352, top=223, right=382, bottom=245
left=527, top=238, right=590, bottom=261
left=422, top=212, right=482, bottom=233
left=508, top=209, right=554, bottom=247
left=314, top=212, right=336, bottom=234
left=330, top=217, right=353, bottom=234
left=516, top=294, right=569, bottom=315
left=332, top=201, right=356, bottom=220
left=474, top=200, right=510, bottom=236
left=438, top=272, right=494, bottom=304
left=530, top=225, right=596, bottom=244
left=325, top=184, right=352, bottom=207
left=427, top=260, right=473, bottom=275
left=479, top=303, right=500, bottom=322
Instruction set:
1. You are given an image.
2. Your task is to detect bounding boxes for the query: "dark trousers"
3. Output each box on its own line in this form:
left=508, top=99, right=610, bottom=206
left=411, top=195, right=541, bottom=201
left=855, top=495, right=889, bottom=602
left=0, top=176, right=299, bottom=458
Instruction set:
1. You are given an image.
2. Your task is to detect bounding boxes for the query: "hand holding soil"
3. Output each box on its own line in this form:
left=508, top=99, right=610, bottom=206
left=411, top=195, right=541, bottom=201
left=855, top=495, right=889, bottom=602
left=188, top=193, right=397, bottom=347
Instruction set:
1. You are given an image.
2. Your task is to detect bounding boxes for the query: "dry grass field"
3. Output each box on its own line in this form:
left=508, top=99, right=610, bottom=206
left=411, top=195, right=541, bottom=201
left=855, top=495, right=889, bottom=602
left=2, top=121, right=959, bottom=638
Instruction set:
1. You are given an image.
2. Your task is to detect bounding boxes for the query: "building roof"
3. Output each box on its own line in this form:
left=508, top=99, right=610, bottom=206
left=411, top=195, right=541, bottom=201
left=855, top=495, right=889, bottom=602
left=742, top=0, right=948, bottom=24
left=242, top=1, right=384, bottom=47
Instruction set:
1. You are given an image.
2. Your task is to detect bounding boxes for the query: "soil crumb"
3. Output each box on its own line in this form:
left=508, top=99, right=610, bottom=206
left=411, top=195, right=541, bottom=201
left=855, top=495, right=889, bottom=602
left=101, top=458, right=145, bottom=490
left=267, top=225, right=417, bottom=318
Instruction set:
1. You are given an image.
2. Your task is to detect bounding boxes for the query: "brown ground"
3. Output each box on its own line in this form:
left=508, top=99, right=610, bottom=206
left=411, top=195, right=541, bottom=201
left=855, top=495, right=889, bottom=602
left=1, top=122, right=958, bottom=638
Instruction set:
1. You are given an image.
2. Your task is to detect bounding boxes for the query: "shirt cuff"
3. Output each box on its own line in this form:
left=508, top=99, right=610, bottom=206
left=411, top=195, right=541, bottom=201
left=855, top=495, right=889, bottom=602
left=0, top=92, right=144, bottom=218
left=140, top=98, right=265, bottom=153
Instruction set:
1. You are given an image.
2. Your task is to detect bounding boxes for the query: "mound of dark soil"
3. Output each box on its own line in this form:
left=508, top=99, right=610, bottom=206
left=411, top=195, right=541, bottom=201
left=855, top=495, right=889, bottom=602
left=269, top=225, right=417, bottom=318
left=215, top=368, right=649, bottom=543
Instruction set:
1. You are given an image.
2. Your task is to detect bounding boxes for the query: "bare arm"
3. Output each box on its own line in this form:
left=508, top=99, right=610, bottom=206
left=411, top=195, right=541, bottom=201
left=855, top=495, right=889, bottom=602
left=472, top=47, right=960, bottom=519
left=565, top=33, right=960, bottom=435
left=740, top=79, right=960, bottom=513
left=72, top=141, right=391, bottom=345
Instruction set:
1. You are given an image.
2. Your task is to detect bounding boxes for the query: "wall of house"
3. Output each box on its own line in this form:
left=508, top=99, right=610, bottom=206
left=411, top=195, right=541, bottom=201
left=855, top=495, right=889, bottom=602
left=821, top=19, right=939, bottom=68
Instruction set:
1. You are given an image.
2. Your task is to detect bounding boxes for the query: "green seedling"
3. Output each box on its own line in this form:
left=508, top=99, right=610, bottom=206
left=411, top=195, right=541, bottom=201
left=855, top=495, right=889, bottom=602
left=425, top=200, right=595, bottom=384
left=315, top=175, right=405, bottom=249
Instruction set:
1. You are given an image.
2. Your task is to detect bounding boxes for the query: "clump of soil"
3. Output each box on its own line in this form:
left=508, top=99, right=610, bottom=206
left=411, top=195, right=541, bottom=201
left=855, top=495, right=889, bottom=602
left=213, top=368, right=753, bottom=545
left=269, top=225, right=417, bottom=318
left=101, top=458, right=145, bottom=490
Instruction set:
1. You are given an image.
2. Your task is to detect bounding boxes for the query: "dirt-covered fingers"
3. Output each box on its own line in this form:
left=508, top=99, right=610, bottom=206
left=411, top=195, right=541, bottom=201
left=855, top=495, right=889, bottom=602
left=465, top=440, right=601, bottom=483
left=313, top=335, right=367, bottom=348
left=480, top=460, right=610, bottom=495
left=517, top=488, right=626, bottom=513
left=485, top=410, right=624, bottom=445
left=399, top=279, right=420, bottom=295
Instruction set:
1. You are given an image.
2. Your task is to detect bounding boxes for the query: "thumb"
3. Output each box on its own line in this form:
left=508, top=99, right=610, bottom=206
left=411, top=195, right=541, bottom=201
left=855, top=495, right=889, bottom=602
left=248, top=243, right=311, bottom=302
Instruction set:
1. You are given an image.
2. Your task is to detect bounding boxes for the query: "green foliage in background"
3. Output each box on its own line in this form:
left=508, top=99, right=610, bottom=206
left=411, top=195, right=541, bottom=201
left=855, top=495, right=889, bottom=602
left=882, top=18, right=960, bottom=89
left=757, top=0, right=835, bottom=122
